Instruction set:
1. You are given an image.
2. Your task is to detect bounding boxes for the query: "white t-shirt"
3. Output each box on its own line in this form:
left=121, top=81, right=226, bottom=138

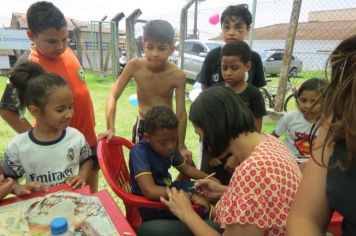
left=274, top=110, right=315, bottom=157
left=1, top=127, right=91, bottom=186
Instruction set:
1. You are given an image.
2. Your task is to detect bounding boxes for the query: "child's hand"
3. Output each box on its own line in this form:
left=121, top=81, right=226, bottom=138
left=0, top=175, right=14, bottom=199
left=66, top=175, right=86, bottom=189
left=180, top=148, right=193, bottom=165
left=12, top=181, right=48, bottom=197
left=98, top=129, right=115, bottom=143
left=224, top=155, right=238, bottom=173
left=190, top=193, right=211, bottom=211
left=209, top=158, right=222, bottom=167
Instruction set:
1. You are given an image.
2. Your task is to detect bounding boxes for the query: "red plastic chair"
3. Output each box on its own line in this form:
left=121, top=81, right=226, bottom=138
left=327, top=211, right=343, bottom=236
left=97, top=136, right=199, bottom=228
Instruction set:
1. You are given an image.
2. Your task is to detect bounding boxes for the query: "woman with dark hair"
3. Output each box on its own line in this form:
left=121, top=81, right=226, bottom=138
left=160, top=86, right=302, bottom=236
left=287, top=35, right=356, bottom=235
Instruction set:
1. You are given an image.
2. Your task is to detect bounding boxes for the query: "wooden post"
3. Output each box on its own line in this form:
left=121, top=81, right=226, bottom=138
left=73, top=27, right=83, bottom=64
left=193, top=1, right=198, bottom=39
left=10, top=16, right=22, bottom=58
left=274, top=0, right=302, bottom=112
left=125, top=9, right=142, bottom=60
left=70, top=19, right=93, bottom=71
left=103, top=40, right=112, bottom=72
left=179, top=0, right=195, bottom=70
left=112, top=12, right=125, bottom=75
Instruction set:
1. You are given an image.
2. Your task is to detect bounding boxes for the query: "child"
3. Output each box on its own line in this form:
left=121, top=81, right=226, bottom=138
left=0, top=1, right=99, bottom=192
left=129, top=106, right=218, bottom=221
left=100, top=19, right=192, bottom=162
left=272, top=78, right=329, bottom=159
left=0, top=62, right=92, bottom=189
left=203, top=41, right=266, bottom=185
left=197, top=4, right=265, bottom=89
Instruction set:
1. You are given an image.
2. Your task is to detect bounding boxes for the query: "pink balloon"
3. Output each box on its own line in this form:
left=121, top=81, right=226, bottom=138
left=209, top=14, right=220, bottom=25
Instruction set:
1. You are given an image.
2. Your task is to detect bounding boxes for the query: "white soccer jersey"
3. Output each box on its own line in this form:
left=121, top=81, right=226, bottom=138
left=1, top=127, right=91, bottom=186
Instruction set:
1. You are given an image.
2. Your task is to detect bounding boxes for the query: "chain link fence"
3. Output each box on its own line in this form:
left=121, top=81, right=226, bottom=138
left=142, top=0, right=355, bottom=74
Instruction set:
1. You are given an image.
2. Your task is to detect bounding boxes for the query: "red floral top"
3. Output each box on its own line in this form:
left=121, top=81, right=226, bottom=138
left=215, top=135, right=302, bottom=236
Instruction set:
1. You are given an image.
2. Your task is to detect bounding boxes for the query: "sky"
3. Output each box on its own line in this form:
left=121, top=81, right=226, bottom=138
left=1, top=0, right=355, bottom=39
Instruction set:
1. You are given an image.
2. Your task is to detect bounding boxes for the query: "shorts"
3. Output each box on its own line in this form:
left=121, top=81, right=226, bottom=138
left=90, top=144, right=100, bottom=170
left=132, top=117, right=145, bottom=144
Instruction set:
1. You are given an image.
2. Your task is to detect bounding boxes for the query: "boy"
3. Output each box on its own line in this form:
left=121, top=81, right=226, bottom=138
left=197, top=4, right=266, bottom=89
left=204, top=41, right=266, bottom=185
left=0, top=1, right=99, bottom=192
left=129, top=106, right=217, bottom=221
left=100, top=20, right=192, bottom=162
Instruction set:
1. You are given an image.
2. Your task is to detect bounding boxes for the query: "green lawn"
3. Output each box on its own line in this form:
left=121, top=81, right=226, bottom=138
left=0, top=71, right=278, bottom=211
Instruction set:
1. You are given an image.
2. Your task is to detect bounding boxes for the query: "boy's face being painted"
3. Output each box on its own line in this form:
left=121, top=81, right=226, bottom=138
left=221, top=16, right=249, bottom=43
left=144, top=41, right=175, bottom=70
left=27, top=26, right=68, bottom=59
left=221, top=55, right=251, bottom=88
left=145, top=128, right=178, bottom=157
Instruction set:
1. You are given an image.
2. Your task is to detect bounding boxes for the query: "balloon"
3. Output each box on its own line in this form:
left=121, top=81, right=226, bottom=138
left=209, top=14, right=220, bottom=25
left=189, top=88, right=202, bottom=102
left=129, top=94, right=138, bottom=107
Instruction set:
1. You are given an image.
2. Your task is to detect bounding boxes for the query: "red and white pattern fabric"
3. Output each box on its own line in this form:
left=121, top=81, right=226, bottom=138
left=215, top=135, right=302, bottom=236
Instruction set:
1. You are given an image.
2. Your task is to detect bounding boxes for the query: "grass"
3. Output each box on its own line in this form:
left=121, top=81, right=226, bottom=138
left=0, top=70, right=299, bottom=212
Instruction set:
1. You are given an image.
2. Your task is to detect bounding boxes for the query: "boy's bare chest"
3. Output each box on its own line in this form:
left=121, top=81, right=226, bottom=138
left=134, top=71, right=175, bottom=94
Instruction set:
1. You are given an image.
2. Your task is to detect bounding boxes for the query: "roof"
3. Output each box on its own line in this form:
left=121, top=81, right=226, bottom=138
left=308, top=8, right=356, bottom=22
left=10, top=12, right=125, bottom=34
left=0, top=49, right=15, bottom=56
left=210, top=7, right=356, bottom=41
left=253, top=20, right=356, bottom=40
left=211, top=20, right=356, bottom=41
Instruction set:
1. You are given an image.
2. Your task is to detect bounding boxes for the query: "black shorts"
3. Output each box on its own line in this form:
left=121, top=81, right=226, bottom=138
left=90, top=144, right=100, bottom=170
left=132, top=118, right=145, bottom=144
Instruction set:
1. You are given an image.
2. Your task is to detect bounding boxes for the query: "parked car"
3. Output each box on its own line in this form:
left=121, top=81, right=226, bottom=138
left=261, top=49, right=303, bottom=77
left=169, top=39, right=224, bottom=82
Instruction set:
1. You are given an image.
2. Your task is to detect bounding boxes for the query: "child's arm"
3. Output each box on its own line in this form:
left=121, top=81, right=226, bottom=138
left=254, top=117, right=263, bottom=133
left=66, top=159, right=92, bottom=189
left=176, top=163, right=220, bottom=183
left=0, top=109, right=33, bottom=133
left=174, top=70, right=192, bottom=162
left=98, top=59, right=137, bottom=142
left=0, top=174, right=14, bottom=199
left=136, top=174, right=170, bottom=201
left=273, top=113, right=288, bottom=138
left=12, top=181, right=48, bottom=196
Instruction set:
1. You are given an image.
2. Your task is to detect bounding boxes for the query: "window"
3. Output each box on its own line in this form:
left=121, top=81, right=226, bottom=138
left=191, top=43, right=205, bottom=55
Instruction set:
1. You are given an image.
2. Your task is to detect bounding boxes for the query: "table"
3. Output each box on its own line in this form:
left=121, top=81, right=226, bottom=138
left=0, top=184, right=136, bottom=236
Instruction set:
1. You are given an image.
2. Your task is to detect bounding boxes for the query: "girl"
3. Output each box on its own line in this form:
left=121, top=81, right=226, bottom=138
left=287, top=35, right=356, bottom=235
left=1, top=62, right=92, bottom=189
left=161, top=86, right=302, bottom=236
left=272, top=78, right=329, bottom=159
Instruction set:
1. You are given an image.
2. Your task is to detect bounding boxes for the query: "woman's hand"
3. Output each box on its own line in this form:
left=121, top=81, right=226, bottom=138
left=194, top=179, right=226, bottom=201
left=160, top=187, right=195, bottom=220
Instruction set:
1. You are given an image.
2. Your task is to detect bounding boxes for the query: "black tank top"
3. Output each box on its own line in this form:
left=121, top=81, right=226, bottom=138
left=326, top=139, right=356, bottom=236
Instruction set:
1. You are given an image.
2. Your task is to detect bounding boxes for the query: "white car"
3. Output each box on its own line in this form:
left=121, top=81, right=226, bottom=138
left=170, top=39, right=224, bottom=82
left=261, top=49, right=303, bottom=77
